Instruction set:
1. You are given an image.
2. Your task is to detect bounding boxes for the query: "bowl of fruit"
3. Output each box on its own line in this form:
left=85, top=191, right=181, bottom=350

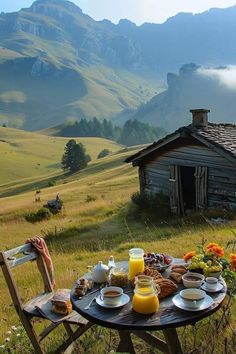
left=144, top=252, right=173, bottom=272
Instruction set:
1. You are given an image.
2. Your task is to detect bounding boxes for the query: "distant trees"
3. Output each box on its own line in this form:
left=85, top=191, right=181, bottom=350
left=59, top=117, right=118, bottom=140
left=118, top=119, right=165, bottom=146
left=58, top=118, right=165, bottom=146
left=61, top=139, right=91, bottom=172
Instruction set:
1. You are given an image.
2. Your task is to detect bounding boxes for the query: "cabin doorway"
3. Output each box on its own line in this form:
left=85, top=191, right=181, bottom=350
left=180, top=166, right=196, bottom=211
left=169, top=165, right=207, bottom=215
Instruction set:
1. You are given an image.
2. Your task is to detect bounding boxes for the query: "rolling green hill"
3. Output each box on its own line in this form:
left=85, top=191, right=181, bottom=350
left=0, top=126, right=123, bottom=190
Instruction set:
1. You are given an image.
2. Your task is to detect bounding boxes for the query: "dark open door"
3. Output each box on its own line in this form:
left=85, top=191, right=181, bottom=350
left=195, top=166, right=208, bottom=210
left=169, top=166, right=183, bottom=216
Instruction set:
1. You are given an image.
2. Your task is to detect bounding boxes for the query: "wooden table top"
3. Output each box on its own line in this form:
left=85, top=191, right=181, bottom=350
left=71, top=260, right=227, bottom=331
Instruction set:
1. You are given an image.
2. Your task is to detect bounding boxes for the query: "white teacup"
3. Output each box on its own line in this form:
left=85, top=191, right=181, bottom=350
left=180, top=288, right=206, bottom=309
left=182, top=272, right=205, bottom=288
left=100, top=286, right=123, bottom=306
left=205, top=277, right=218, bottom=291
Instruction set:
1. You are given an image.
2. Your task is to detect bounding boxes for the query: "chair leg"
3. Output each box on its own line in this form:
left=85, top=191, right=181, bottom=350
left=57, top=322, right=93, bottom=353
left=63, top=322, right=74, bottom=336
left=20, top=314, right=44, bottom=354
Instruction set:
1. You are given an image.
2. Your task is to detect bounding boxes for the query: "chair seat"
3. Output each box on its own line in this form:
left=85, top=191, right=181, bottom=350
left=24, top=292, right=54, bottom=318
left=23, top=292, right=88, bottom=325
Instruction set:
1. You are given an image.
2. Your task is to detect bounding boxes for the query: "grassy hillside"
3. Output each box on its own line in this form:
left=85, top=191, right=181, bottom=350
left=0, top=127, right=122, bottom=190
left=0, top=137, right=235, bottom=352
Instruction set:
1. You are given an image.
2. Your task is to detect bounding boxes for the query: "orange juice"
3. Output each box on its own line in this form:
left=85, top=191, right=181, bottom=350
left=132, top=287, right=159, bottom=314
left=128, top=257, right=144, bottom=280
left=128, top=248, right=145, bottom=280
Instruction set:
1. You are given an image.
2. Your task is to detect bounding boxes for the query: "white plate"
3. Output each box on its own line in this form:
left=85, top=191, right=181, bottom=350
left=172, top=294, right=214, bottom=312
left=96, top=293, right=130, bottom=308
left=145, top=255, right=174, bottom=272
left=201, top=282, right=224, bottom=293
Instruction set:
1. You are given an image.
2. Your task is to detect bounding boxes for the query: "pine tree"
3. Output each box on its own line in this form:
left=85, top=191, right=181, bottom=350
left=61, top=139, right=91, bottom=172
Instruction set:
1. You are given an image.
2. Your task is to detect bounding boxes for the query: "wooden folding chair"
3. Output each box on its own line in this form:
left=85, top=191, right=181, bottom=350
left=0, top=243, right=93, bottom=353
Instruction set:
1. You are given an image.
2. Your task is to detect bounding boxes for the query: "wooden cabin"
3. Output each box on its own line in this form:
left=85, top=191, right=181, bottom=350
left=125, top=109, right=236, bottom=215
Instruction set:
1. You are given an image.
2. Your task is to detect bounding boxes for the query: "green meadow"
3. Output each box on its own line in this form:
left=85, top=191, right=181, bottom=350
left=0, top=128, right=235, bottom=353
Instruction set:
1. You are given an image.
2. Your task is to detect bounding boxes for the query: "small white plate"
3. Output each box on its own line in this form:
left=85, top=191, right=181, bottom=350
left=96, top=293, right=130, bottom=308
left=201, top=282, right=224, bottom=293
left=172, top=294, right=213, bottom=312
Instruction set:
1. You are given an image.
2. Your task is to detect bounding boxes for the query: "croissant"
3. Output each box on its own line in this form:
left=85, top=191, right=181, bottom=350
left=169, top=271, right=183, bottom=284
left=154, top=278, right=178, bottom=299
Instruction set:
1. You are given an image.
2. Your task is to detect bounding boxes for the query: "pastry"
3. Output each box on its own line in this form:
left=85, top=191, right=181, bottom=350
left=51, top=289, right=72, bottom=315
left=171, top=265, right=187, bottom=271
left=143, top=267, right=163, bottom=279
left=169, top=271, right=183, bottom=284
left=154, top=278, right=178, bottom=299
left=74, top=285, right=87, bottom=296
left=74, top=278, right=89, bottom=296
left=170, top=267, right=187, bottom=275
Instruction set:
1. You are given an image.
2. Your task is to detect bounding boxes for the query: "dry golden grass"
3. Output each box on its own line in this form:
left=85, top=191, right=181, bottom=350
left=0, top=144, right=235, bottom=353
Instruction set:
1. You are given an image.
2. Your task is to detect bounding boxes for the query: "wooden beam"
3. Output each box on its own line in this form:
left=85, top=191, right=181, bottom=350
left=133, top=331, right=168, bottom=352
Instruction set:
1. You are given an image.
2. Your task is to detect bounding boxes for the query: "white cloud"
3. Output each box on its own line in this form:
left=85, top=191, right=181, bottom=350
left=198, top=66, right=236, bottom=90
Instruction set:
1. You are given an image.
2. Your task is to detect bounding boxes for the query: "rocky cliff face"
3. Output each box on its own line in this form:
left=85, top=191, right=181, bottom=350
left=2, top=0, right=236, bottom=73
left=131, top=63, right=236, bottom=131
left=1, top=0, right=236, bottom=130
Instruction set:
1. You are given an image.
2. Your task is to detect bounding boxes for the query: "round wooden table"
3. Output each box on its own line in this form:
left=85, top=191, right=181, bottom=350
left=71, top=260, right=227, bottom=354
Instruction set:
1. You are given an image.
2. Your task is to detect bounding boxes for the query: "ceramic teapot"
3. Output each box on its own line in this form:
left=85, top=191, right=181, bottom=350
left=92, top=261, right=110, bottom=283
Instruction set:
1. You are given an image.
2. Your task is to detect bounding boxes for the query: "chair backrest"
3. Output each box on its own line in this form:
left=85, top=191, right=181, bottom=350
left=0, top=243, right=53, bottom=313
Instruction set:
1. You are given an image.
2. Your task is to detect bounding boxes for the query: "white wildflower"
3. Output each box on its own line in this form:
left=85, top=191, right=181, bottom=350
left=5, top=337, right=10, bottom=342
left=0, top=345, right=5, bottom=349
left=6, top=331, right=11, bottom=335
left=16, top=333, right=21, bottom=337
left=11, top=326, right=17, bottom=331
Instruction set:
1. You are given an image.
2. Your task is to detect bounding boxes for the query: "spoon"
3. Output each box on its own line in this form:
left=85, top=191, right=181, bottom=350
left=84, top=295, right=98, bottom=310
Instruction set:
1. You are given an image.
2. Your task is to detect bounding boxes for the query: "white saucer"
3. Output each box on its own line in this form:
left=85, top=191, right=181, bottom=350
left=172, top=294, right=214, bottom=312
left=96, top=293, right=130, bottom=308
left=201, top=282, right=224, bottom=293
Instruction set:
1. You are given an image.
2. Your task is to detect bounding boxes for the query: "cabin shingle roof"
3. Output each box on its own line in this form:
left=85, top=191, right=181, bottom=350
left=194, top=123, right=236, bottom=159
left=125, top=122, right=236, bottom=164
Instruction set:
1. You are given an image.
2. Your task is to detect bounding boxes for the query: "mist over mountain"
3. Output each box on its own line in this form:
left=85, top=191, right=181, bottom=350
left=0, top=0, right=236, bottom=129
left=130, top=63, right=236, bottom=131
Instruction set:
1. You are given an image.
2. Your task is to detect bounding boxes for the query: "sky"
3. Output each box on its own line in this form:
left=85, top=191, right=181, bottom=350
left=1, top=0, right=236, bottom=24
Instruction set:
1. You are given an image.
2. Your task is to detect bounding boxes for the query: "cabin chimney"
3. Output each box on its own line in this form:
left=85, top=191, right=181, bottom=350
left=190, top=109, right=210, bottom=127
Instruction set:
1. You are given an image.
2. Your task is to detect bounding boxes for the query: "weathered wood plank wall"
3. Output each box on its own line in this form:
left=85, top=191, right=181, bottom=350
left=141, top=144, right=236, bottom=210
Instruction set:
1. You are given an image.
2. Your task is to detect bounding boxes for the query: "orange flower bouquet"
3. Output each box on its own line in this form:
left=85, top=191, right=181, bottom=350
left=183, top=241, right=235, bottom=280
left=183, top=240, right=236, bottom=295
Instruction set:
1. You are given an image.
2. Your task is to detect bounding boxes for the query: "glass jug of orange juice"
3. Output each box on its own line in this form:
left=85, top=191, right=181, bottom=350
left=128, top=248, right=145, bottom=280
left=132, top=275, right=160, bottom=314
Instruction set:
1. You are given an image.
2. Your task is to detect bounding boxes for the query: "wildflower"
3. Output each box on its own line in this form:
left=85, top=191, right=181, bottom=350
left=183, top=251, right=196, bottom=262
left=230, top=254, right=236, bottom=271
left=5, top=337, right=10, bottom=342
left=209, top=245, right=224, bottom=258
left=16, top=333, right=21, bottom=337
left=11, top=326, right=17, bottom=331
left=0, top=345, right=5, bottom=349
left=6, top=331, right=11, bottom=335
left=206, top=243, right=219, bottom=250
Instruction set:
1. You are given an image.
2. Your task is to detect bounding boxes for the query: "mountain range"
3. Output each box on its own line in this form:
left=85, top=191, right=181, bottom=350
left=1, top=0, right=236, bottom=130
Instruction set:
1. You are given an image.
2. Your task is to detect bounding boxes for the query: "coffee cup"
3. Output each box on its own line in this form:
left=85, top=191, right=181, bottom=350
left=180, top=288, right=206, bottom=309
left=182, top=272, right=205, bottom=288
left=100, top=286, right=123, bottom=306
left=205, top=277, right=218, bottom=291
